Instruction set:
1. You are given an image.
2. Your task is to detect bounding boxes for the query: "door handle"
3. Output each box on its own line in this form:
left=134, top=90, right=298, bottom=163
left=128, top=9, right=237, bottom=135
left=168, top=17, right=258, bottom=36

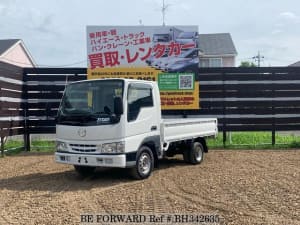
left=151, top=126, right=157, bottom=131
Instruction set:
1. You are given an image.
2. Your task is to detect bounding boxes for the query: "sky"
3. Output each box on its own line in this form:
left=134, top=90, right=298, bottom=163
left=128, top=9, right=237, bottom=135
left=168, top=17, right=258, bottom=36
left=0, top=0, right=300, bottom=67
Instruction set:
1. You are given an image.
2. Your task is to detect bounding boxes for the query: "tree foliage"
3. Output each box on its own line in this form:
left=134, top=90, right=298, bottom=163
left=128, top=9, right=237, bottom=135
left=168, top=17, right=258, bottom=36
left=239, top=61, right=257, bottom=67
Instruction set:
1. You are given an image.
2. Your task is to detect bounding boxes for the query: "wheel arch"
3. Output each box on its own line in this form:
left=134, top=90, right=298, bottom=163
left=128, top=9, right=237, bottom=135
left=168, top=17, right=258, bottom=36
left=139, top=136, right=160, bottom=168
left=194, top=137, right=208, bottom=153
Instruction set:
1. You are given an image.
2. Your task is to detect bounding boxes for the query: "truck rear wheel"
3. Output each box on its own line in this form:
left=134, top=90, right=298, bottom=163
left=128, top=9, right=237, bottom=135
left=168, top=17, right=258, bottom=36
left=74, top=165, right=96, bottom=176
left=130, top=146, right=154, bottom=180
left=183, top=142, right=204, bottom=164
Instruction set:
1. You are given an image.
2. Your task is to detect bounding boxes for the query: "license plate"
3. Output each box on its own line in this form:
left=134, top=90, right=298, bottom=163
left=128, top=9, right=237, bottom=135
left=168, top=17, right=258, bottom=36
left=77, top=156, right=88, bottom=164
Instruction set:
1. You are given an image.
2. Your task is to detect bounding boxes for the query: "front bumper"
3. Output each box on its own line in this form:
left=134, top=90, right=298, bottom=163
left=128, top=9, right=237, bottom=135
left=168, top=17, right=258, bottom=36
left=55, top=152, right=136, bottom=168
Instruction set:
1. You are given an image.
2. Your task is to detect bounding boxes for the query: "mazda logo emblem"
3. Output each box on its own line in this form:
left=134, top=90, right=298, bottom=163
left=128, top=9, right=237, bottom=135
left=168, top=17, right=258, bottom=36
left=78, top=128, right=87, bottom=137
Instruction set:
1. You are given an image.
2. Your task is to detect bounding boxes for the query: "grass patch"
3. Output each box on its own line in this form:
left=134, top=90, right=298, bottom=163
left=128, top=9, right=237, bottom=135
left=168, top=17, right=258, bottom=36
left=1, top=139, right=55, bottom=156
left=31, top=140, right=55, bottom=152
left=207, top=132, right=300, bottom=149
left=1, top=132, right=300, bottom=157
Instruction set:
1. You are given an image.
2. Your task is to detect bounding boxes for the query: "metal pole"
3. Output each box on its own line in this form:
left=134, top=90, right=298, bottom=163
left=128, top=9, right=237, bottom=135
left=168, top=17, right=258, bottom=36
left=1, top=134, right=4, bottom=157
left=23, top=70, right=30, bottom=151
left=162, top=0, right=165, bottom=26
left=222, top=72, right=226, bottom=148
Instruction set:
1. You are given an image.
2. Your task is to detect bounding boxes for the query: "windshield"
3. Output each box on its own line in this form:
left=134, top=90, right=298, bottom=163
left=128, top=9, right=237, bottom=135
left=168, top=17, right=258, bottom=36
left=179, top=49, right=198, bottom=58
left=177, top=32, right=195, bottom=39
left=153, top=34, right=171, bottom=42
left=57, top=79, right=124, bottom=125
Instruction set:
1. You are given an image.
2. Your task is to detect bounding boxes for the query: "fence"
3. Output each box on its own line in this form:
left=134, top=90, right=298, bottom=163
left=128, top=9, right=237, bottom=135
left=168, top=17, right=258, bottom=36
left=1, top=64, right=300, bottom=152
left=23, top=68, right=86, bottom=150
left=0, top=62, right=25, bottom=156
left=164, top=67, right=300, bottom=145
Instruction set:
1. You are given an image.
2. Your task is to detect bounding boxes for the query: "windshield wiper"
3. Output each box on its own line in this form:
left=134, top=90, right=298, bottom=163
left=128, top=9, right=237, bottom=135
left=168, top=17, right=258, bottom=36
left=57, top=113, right=94, bottom=124
left=104, top=106, right=112, bottom=115
left=64, top=109, right=91, bottom=115
left=91, top=106, right=112, bottom=116
left=59, top=120, right=82, bottom=125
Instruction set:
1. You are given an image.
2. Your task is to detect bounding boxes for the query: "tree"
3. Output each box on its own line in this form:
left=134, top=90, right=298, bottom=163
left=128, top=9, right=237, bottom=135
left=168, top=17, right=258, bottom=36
left=239, top=61, right=257, bottom=67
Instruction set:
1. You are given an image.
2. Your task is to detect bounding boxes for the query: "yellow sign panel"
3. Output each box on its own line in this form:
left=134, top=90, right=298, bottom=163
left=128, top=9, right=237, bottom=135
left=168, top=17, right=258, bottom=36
left=88, top=67, right=199, bottom=110
left=88, top=67, right=159, bottom=81
left=160, top=82, right=199, bottom=110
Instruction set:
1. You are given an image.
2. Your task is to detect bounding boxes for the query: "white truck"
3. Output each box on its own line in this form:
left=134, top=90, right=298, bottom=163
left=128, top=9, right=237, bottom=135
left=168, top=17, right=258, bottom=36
left=152, top=27, right=183, bottom=45
left=55, top=78, right=217, bottom=179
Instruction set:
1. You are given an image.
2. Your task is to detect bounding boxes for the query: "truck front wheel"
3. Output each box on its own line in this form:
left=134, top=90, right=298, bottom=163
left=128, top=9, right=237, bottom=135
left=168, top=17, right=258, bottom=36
left=183, top=142, right=204, bottom=164
left=74, top=165, right=96, bottom=176
left=130, top=146, right=154, bottom=180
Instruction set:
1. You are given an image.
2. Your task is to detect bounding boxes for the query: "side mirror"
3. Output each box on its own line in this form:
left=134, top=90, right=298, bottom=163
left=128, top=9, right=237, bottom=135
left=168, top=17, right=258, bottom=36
left=114, top=96, right=124, bottom=115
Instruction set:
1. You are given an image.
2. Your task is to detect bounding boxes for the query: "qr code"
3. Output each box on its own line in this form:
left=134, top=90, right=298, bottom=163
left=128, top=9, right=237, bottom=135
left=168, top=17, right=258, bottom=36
left=179, top=74, right=193, bottom=89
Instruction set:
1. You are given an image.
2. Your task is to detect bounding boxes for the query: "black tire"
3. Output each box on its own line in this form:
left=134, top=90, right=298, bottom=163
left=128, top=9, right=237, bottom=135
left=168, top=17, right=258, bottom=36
left=74, top=165, right=96, bottom=176
left=183, top=142, right=204, bottom=165
left=183, top=150, right=190, bottom=163
left=130, top=146, right=154, bottom=180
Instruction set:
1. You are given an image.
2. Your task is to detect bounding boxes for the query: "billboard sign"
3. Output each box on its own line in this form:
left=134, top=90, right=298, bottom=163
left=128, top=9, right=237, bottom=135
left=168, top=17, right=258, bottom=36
left=87, top=26, right=200, bottom=110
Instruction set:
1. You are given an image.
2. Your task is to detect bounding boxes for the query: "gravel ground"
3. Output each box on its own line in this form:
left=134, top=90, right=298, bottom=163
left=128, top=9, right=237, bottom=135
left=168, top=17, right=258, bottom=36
left=0, top=150, right=299, bottom=225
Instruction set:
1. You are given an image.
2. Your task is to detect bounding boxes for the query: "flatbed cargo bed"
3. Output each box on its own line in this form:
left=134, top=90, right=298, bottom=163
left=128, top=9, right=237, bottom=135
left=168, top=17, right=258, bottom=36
left=162, top=118, right=218, bottom=144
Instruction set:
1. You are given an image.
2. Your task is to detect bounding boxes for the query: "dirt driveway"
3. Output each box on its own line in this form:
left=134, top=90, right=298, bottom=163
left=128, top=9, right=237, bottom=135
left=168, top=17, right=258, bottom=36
left=0, top=150, right=299, bottom=225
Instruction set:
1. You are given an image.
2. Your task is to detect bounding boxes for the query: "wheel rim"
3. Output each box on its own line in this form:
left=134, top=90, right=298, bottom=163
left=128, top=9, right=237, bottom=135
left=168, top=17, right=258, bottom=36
left=138, top=152, right=151, bottom=176
left=194, top=145, right=203, bottom=162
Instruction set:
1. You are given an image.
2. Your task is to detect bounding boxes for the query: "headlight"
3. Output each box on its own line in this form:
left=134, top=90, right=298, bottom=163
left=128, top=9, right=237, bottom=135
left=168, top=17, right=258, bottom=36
left=100, top=142, right=125, bottom=153
left=56, top=141, right=68, bottom=151
left=102, top=143, right=117, bottom=153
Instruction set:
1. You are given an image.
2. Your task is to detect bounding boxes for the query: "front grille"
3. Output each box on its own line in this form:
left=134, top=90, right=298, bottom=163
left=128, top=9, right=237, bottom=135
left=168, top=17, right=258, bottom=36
left=69, top=144, right=97, bottom=153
